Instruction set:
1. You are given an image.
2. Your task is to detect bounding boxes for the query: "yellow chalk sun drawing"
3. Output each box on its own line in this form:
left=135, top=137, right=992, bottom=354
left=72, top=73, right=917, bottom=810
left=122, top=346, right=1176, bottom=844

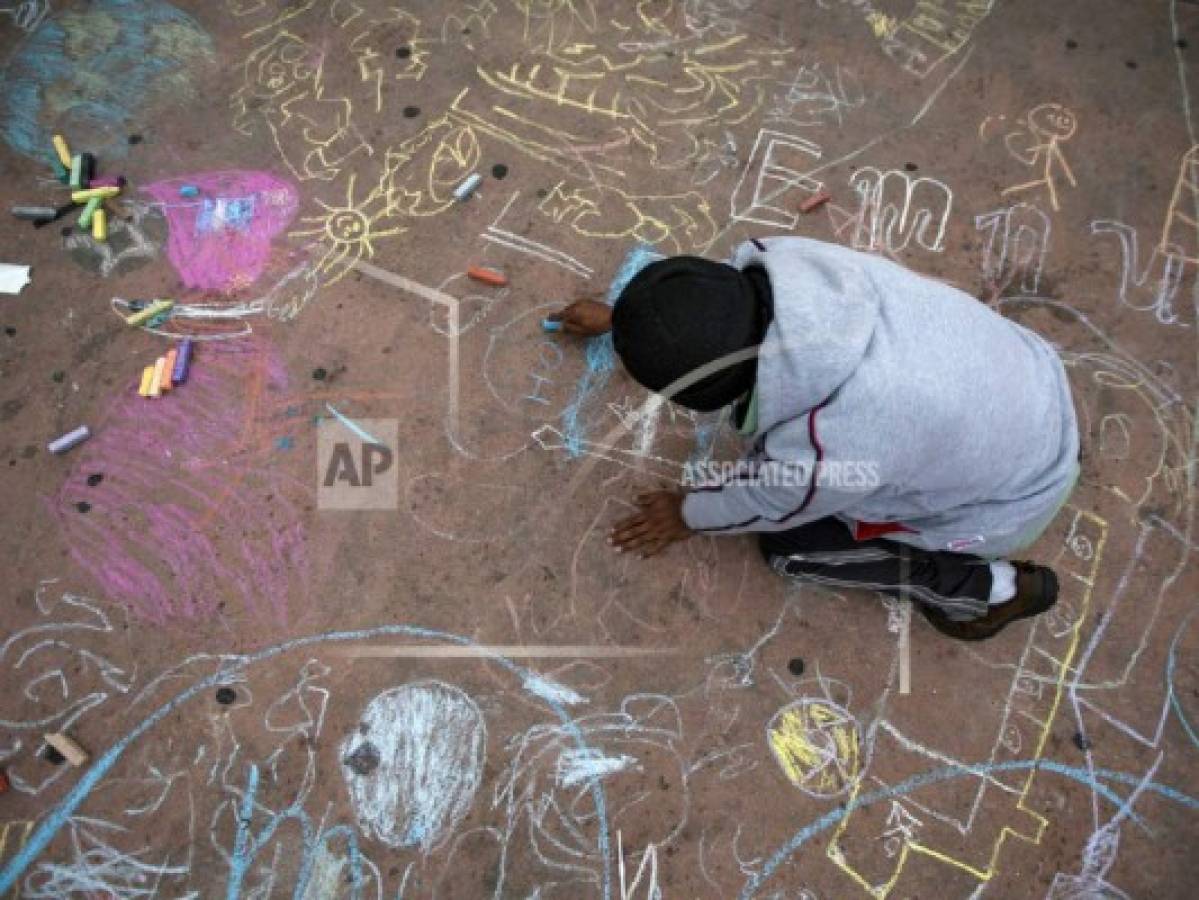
left=289, top=173, right=406, bottom=282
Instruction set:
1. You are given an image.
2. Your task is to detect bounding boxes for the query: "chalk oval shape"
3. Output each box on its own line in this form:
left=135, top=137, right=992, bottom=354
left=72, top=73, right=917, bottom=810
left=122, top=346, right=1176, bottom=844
left=340, top=681, right=486, bottom=852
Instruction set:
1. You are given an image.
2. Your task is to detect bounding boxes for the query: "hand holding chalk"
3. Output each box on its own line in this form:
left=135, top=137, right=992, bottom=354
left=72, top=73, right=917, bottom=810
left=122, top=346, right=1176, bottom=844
left=547, top=299, right=613, bottom=337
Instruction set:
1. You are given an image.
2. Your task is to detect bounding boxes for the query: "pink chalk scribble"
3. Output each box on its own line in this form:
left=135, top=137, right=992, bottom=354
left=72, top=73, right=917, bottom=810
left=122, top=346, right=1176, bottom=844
left=143, top=170, right=299, bottom=293
left=52, top=339, right=310, bottom=626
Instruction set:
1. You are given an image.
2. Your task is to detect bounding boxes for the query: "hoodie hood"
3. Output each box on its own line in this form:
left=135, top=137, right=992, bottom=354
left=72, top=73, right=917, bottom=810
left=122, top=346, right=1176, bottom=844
left=730, top=237, right=880, bottom=433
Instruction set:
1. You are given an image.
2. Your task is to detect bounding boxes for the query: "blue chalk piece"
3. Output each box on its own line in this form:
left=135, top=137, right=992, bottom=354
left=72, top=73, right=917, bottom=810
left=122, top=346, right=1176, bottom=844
left=541, top=318, right=562, bottom=332
left=452, top=173, right=482, bottom=201
left=179, top=184, right=199, bottom=198
left=275, top=436, right=294, bottom=450
left=172, top=339, right=193, bottom=384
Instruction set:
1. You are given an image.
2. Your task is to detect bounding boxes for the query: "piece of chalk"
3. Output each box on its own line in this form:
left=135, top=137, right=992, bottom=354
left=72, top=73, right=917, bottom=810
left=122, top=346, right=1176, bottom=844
left=79, top=196, right=102, bottom=229
left=80, top=152, right=95, bottom=188
left=453, top=173, right=483, bottom=201
left=149, top=356, right=166, bottom=398
left=48, top=425, right=90, bottom=455
left=52, top=134, right=72, bottom=168
left=541, top=318, right=563, bottom=332
left=172, top=339, right=193, bottom=384
left=71, top=186, right=120, bottom=203
left=466, top=265, right=508, bottom=286
left=161, top=348, right=178, bottom=391
left=800, top=190, right=831, bottom=213
left=138, top=365, right=155, bottom=397
left=125, top=299, right=173, bottom=327
left=33, top=202, right=77, bottom=229
left=43, top=732, right=88, bottom=767
left=88, top=176, right=125, bottom=189
left=92, top=207, right=107, bottom=241
left=11, top=205, right=58, bottom=222
left=69, top=154, right=83, bottom=189
left=179, top=184, right=199, bottom=198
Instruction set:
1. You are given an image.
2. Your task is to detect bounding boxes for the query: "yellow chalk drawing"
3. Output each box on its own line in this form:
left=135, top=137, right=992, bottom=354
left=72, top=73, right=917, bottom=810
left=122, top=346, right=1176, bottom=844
left=827, top=508, right=1107, bottom=897
left=332, top=1, right=429, bottom=112
left=290, top=173, right=406, bottom=282
left=881, top=0, right=996, bottom=79
left=1001, top=103, right=1078, bottom=212
left=231, top=31, right=370, bottom=182
left=1160, top=144, right=1199, bottom=264
left=767, top=698, right=862, bottom=799
left=516, top=0, right=598, bottom=55
left=539, top=180, right=717, bottom=253
left=475, top=34, right=790, bottom=169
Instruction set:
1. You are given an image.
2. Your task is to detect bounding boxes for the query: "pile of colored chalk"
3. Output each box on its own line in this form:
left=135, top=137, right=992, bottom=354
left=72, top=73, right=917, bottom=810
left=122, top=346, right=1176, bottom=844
left=9, top=133, right=125, bottom=240
left=137, top=339, right=193, bottom=399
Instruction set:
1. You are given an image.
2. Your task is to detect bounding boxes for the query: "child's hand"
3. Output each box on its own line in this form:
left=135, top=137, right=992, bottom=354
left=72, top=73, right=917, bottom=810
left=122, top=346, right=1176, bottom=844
left=609, top=490, right=693, bottom=558
left=547, top=298, right=612, bottom=336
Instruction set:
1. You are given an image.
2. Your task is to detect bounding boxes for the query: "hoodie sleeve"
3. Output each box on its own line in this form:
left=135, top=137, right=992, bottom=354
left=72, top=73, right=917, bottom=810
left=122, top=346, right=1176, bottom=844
left=682, top=408, right=866, bottom=534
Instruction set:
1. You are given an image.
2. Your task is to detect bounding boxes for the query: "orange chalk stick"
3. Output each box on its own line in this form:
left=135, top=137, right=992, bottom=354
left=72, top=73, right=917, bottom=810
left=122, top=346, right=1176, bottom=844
left=467, top=265, right=508, bottom=287
left=799, top=190, right=831, bottom=214
left=161, top=349, right=178, bottom=391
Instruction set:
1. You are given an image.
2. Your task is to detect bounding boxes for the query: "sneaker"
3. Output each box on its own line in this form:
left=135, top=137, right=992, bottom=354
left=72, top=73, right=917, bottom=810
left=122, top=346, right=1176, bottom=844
left=919, top=561, right=1059, bottom=641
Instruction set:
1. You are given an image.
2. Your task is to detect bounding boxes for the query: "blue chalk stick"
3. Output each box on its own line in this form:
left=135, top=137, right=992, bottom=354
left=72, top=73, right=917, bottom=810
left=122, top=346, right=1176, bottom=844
left=179, top=185, right=199, bottom=198
left=541, top=318, right=562, bottom=332
left=172, top=339, right=193, bottom=384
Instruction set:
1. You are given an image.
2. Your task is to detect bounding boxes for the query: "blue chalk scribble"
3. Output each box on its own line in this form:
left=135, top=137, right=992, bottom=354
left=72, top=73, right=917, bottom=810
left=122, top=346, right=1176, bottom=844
left=0, top=0, right=214, bottom=164
left=196, top=195, right=257, bottom=234
left=559, top=243, right=662, bottom=458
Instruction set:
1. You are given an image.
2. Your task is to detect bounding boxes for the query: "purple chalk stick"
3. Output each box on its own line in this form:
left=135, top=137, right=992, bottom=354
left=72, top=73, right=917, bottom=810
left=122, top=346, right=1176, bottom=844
left=172, top=339, right=193, bottom=384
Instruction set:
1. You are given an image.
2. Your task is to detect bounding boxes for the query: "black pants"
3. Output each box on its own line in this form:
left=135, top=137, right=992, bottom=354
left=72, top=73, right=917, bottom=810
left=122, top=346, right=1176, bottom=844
left=759, top=518, right=993, bottom=622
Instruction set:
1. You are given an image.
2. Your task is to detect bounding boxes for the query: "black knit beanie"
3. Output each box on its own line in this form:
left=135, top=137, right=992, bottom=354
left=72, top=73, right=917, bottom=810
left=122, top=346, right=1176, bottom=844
left=611, top=256, right=772, bottom=411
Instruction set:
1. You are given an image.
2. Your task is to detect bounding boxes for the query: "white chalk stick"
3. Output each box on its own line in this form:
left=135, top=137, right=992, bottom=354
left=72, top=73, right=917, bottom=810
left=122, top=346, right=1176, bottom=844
left=44, top=732, right=89, bottom=766
left=48, top=425, right=90, bottom=454
left=453, top=173, right=482, bottom=201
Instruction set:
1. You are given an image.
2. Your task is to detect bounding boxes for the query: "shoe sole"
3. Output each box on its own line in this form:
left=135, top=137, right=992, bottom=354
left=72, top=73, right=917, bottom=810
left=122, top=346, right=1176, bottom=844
left=921, top=567, right=1059, bottom=642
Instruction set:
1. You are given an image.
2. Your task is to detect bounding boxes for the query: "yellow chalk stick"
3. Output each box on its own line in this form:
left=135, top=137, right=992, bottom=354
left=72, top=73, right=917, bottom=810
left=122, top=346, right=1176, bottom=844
left=79, top=196, right=102, bottom=229
left=92, top=208, right=107, bottom=241
left=72, top=186, right=120, bottom=203
left=44, top=732, right=89, bottom=767
left=124, top=299, right=173, bottom=327
left=138, top=365, right=156, bottom=397
left=149, top=357, right=166, bottom=398
left=52, top=134, right=72, bottom=168
left=161, top=349, right=178, bottom=391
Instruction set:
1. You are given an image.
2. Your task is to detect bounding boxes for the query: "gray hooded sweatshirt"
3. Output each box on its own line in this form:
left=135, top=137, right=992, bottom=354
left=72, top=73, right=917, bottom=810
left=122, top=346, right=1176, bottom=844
left=681, top=237, right=1080, bottom=559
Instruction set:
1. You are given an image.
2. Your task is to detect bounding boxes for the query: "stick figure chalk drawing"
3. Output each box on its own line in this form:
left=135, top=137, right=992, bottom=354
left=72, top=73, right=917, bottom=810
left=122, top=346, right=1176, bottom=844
left=1000, top=103, right=1078, bottom=212
left=1, top=0, right=215, bottom=163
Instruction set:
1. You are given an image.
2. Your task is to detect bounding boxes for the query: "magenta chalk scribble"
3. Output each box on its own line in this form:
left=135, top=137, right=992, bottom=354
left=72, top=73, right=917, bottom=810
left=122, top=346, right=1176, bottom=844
left=52, top=340, right=310, bottom=626
left=143, top=171, right=299, bottom=293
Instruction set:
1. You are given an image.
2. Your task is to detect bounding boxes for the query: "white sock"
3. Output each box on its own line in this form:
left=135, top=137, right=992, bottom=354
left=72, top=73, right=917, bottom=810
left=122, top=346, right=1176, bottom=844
left=988, top=561, right=1017, bottom=605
